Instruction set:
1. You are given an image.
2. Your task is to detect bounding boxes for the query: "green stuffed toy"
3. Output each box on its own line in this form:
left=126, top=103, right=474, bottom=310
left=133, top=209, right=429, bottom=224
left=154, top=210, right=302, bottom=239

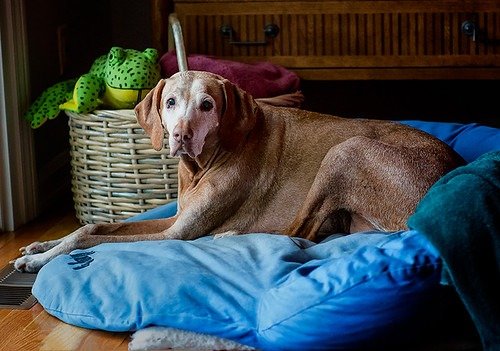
left=26, top=47, right=161, bottom=128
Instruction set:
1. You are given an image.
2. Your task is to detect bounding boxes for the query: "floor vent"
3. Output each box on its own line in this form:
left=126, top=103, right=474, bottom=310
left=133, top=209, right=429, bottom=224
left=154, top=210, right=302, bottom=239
left=0, top=264, right=37, bottom=309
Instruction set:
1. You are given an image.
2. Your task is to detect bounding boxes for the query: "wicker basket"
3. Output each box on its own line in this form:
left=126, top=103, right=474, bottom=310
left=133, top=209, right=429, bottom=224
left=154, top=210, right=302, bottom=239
left=67, top=109, right=178, bottom=224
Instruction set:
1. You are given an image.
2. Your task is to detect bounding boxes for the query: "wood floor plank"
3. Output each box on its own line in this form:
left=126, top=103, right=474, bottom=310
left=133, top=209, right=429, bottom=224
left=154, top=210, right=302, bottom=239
left=0, top=210, right=134, bottom=351
left=0, top=211, right=79, bottom=267
left=78, top=330, right=130, bottom=351
left=0, top=309, right=45, bottom=350
left=0, top=232, right=16, bottom=250
left=24, top=308, right=129, bottom=350
left=0, top=309, right=12, bottom=324
left=40, top=323, right=90, bottom=350
left=25, top=308, right=61, bottom=332
left=0, top=328, right=48, bottom=351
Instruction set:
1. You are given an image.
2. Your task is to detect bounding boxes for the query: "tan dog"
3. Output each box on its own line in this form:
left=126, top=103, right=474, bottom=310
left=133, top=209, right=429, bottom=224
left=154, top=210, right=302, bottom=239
left=13, top=71, right=462, bottom=273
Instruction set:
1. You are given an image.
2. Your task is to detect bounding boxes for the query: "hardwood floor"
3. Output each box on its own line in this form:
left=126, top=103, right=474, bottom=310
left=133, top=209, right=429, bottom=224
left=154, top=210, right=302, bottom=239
left=0, top=208, right=129, bottom=351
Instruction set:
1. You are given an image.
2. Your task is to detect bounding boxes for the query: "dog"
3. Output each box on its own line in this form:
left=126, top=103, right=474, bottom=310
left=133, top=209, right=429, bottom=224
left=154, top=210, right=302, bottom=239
left=13, top=70, right=462, bottom=273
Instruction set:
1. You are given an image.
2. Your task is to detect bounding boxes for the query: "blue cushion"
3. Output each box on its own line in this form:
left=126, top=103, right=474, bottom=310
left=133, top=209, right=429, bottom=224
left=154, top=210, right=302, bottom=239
left=33, top=120, right=499, bottom=349
left=401, top=120, right=500, bottom=163
left=123, top=200, right=177, bottom=222
left=33, top=230, right=442, bottom=350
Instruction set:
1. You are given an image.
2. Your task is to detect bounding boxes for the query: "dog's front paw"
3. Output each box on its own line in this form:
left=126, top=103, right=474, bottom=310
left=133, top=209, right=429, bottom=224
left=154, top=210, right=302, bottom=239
left=11, top=254, right=48, bottom=273
left=20, top=240, right=61, bottom=255
left=20, top=241, right=45, bottom=255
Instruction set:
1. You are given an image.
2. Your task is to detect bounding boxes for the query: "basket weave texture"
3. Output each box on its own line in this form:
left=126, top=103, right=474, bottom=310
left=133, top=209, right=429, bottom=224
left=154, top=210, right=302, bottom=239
left=67, top=109, right=178, bottom=224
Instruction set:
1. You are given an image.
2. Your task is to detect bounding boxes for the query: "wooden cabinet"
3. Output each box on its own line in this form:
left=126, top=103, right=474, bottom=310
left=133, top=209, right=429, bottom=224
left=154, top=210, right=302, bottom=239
left=153, top=0, right=500, bottom=79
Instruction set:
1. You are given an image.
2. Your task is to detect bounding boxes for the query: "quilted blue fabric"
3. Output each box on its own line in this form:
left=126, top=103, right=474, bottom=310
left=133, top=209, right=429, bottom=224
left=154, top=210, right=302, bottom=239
left=33, top=230, right=442, bottom=350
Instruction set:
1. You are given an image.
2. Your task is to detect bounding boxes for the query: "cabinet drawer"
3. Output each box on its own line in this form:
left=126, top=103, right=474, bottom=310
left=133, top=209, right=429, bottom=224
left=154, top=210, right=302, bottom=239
left=172, top=1, right=500, bottom=79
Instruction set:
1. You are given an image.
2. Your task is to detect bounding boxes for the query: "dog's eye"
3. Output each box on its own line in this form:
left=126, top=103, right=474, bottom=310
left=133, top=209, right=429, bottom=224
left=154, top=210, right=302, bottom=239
left=166, top=98, right=175, bottom=108
left=201, top=100, right=213, bottom=111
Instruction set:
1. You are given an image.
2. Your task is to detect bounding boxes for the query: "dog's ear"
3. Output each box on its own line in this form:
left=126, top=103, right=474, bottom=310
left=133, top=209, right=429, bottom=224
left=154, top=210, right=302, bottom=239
left=218, top=78, right=259, bottom=151
left=134, top=79, right=166, bottom=151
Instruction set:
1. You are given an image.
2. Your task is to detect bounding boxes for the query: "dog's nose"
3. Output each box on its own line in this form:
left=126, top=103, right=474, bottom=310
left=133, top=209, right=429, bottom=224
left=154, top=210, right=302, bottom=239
left=173, top=124, right=193, bottom=143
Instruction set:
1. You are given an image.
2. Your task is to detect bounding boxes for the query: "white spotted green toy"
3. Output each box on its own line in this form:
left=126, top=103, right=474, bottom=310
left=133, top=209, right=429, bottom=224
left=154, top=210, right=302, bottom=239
left=25, top=47, right=161, bottom=128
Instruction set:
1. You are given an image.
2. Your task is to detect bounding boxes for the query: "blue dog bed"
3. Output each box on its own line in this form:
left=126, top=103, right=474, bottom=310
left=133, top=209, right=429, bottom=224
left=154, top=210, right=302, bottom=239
left=33, top=120, right=500, bottom=350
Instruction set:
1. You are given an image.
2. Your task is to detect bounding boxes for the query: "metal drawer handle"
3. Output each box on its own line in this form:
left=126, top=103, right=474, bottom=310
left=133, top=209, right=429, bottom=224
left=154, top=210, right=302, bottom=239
left=221, top=24, right=279, bottom=45
left=460, top=20, right=500, bottom=45
left=462, top=20, right=478, bottom=42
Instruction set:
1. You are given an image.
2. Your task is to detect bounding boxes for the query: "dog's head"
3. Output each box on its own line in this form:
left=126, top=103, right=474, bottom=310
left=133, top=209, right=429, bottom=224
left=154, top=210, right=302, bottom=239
left=134, top=71, right=259, bottom=157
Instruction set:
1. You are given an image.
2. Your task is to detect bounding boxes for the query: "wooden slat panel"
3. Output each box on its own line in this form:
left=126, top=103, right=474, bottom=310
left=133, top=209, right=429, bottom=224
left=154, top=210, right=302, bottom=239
left=451, top=12, right=459, bottom=55
left=348, top=13, right=356, bottom=55
left=262, top=14, right=271, bottom=56
left=374, top=13, right=382, bottom=56
left=283, top=14, right=290, bottom=56
left=444, top=12, right=451, bottom=55
left=383, top=12, right=392, bottom=55
left=400, top=13, right=408, bottom=56
left=240, top=15, right=248, bottom=56
left=291, top=14, right=299, bottom=56
left=199, top=15, right=207, bottom=54
left=325, top=14, right=333, bottom=55
left=174, top=1, right=500, bottom=80
left=424, top=12, right=431, bottom=55
left=180, top=10, right=500, bottom=57
left=478, top=12, right=486, bottom=56
left=356, top=13, right=368, bottom=56
left=315, top=14, right=325, bottom=56
left=417, top=13, right=424, bottom=55
left=330, top=14, right=338, bottom=55
left=435, top=12, right=443, bottom=55
left=367, top=13, right=375, bottom=56
left=206, top=15, right=215, bottom=56
left=307, top=14, right=316, bottom=56
left=495, top=12, right=499, bottom=55
left=251, top=15, right=259, bottom=56
left=393, top=13, right=400, bottom=55
left=494, top=12, right=500, bottom=55
left=340, top=13, right=349, bottom=55
left=257, top=14, right=265, bottom=57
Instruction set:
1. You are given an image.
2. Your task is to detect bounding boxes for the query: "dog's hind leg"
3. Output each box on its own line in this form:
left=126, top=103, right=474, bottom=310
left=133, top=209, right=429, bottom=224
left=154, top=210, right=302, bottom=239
left=283, top=142, right=353, bottom=241
left=285, top=136, right=440, bottom=242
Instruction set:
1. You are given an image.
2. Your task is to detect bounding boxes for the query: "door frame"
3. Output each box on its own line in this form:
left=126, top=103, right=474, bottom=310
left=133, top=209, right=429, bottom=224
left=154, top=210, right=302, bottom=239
left=0, top=0, right=38, bottom=231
